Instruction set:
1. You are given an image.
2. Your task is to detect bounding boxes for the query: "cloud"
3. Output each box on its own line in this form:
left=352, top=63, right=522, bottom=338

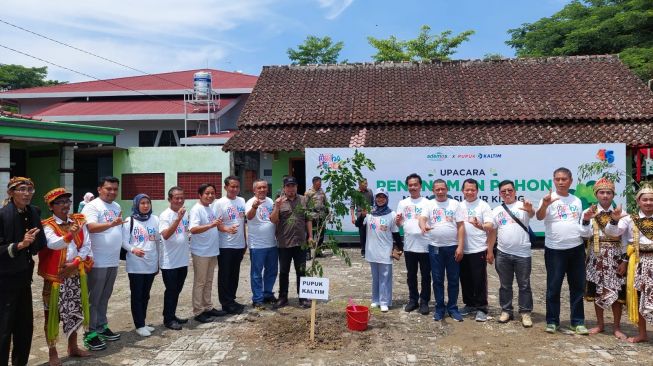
left=317, top=0, right=354, bottom=20
left=0, top=0, right=286, bottom=81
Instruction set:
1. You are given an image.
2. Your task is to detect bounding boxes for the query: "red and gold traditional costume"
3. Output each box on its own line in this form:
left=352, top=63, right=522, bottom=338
left=38, top=188, right=93, bottom=346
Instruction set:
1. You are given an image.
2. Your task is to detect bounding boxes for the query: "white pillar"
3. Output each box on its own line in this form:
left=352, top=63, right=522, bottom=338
left=0, top=143, right=10, bottom=204
left=60, top=145, right=74, bottom=194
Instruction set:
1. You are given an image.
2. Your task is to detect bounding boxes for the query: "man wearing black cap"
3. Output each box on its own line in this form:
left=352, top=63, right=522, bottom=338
left=270, top=176, right=313, bottom=308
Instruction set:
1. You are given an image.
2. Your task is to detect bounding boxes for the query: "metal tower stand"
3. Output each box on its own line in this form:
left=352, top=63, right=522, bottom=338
left=183, top=89, right=220, bottom=144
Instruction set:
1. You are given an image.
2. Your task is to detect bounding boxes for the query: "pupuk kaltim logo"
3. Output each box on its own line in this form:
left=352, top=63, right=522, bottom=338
left=596, top=149, right=615, bottom=164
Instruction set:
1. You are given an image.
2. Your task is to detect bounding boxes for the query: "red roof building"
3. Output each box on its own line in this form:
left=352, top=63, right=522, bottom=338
left=1, top=68, right=257, bottom=148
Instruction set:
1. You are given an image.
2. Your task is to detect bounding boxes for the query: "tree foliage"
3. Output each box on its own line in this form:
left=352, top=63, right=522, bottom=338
left=287, top=35, right=345, bottom=65
left=368, top=25, right=475, bottom=62
left=506, top=0, right=653, bottom=81
left=305, top=150, right=375, bottom=277
left=0, top=64, right=64, bottom=91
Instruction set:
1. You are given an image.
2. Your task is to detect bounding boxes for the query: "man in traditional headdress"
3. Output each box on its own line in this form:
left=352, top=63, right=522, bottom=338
left=39, top=188, right=94, bottom=364
left=0, top=176, right=47, bottom=366
left=606, top=181, right=653, bottom=343
left=580, top=177, right=627, bottom=339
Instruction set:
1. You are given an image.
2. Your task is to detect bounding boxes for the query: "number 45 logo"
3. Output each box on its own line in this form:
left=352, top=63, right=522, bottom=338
left=596, top=149, right=615, bottom=164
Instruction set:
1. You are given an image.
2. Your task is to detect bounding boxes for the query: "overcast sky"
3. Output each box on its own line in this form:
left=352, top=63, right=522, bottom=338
left=1, top=0, right=570, bottom=83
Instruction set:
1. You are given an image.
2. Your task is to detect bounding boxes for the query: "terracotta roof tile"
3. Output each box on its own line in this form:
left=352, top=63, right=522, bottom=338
left=224, top=120, right=653, bottom=152
left=238, top=55, right=653, bottom=127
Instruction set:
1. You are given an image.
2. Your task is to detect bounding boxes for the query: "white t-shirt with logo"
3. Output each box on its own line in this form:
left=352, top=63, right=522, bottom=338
left=538, top=193, right=583, bottom=250
left=460, top=198, right=493, bottom=254
left=188, top=202, right=220, bottom=257
left=245, top=197, right=277, bottom=249
left=396, top=197, right=430, bottom=253
left=492, top=201, right=532, bottom=257
left=158, top=208, right=190, bottom=269
left=420, top=198, right=465, bottom=247
left=212, top=197, right=247, bottom=249
left=122, top=216, right=160, bottom=274
left=364, top=211, right=399, bottom=265
left=82, top=198, right=122, bottom=268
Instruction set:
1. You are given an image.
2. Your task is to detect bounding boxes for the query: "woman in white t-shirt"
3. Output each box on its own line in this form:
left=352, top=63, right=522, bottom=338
left=357, top=188, right=402, bottom=312
left=122, top=193, right=160, bottom=337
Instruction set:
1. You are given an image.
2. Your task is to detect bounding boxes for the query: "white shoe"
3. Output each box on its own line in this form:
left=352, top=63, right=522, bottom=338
left=370, top=303, right=379, bottom=308
left=380, top=305, right=389, bottom=312
left=145, top=325, right=155, bottom=332
left=135, top=327, right=151, bottom=337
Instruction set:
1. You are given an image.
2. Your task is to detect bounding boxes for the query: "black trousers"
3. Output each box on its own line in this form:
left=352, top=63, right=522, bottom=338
left=218, top=248, right=245, bottom=308
left=128, top=273, right=156, bottom=329
left=405, top=251, right=431, bottom=304
left=459, top=251, right=488, bottom=312
left=358, top=225, right=366, bottom=254
left=162, top=266, right=188, bottom=323
left=0, top=284, right=32, bottom=366
left=278, top=246, right=307, bottom=298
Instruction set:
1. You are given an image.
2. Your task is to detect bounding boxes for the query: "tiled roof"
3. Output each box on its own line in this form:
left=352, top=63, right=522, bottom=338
left=1, top=69, right=257, bottom=95
left=238, top=55, right=653, bottom=126
left=226, top=120, right=653, bottom=152
left=225, top=55, right=653, bottom=151
left=31, top=97, right=237, bottom=117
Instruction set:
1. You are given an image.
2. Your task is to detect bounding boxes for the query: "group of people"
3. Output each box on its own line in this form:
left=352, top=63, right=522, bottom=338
left=357, top=169, right=652, bottom=343
left=0, top=174, right=325, bottom=366
left=2, top=166, right=653, bottom=365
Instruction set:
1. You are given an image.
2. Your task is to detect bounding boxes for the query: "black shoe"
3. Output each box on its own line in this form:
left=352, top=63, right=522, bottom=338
left=404, top=302, right=418, bottom=312
left=164, top=320, right=182, bottom=330
left=175, top=316, right=189, bottom=324
left=252, top=302, right=266, bottom=310
left=234, top=302, right=246, bottom=310
left=263, top=296, right=278, bottom=304
left=207, top=308, right=228, bottom=317
left=98, top=326, right=120, bottom=341
left=225, top=304, right=244, bottom=315
left=83, top=332, right=107, bottom=351
left=194, top=313, right=214, bottom=323
left=419, top=302, right=430, bottom=315
left=361, top=251, right=366, bottom=257
left=275, top=297, right=289, bottom=309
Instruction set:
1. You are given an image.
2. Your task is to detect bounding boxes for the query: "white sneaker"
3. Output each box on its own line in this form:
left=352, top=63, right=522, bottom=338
left=135, top=327, right=151, bottom=337
left=521, top=313, right=533, bottom=328
left=380, top=305, right=389, bottom=312
left=370, top=303, right=379, bottom=308
left=145, top=325, right=155, bottom=332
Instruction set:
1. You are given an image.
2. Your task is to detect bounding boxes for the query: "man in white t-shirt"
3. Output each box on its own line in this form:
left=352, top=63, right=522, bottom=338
left=536, top=167, right=588, bottom=335
left=159, top=186, right=190, bottom=330
left=419, top=179, right=465, bottom=322
left=81, top=176, right=123, bottom=350
left=395, top=173, right=431, bottom=315
left=213, top=176, right=247, bottom=314
left=188, top=183, right=223, bottom=323
left=492, top=180, right=535, bottom=328
left=246, top=179, right=278, bottom=309
left=459, top=178, right=495, bottom=322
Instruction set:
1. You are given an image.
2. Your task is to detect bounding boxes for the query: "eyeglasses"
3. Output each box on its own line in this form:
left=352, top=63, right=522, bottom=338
left=499, top=189, right=515, bottom=194
left=13, top=187, right=35, bottom=194
left=52, top=199, right=72, bottom=206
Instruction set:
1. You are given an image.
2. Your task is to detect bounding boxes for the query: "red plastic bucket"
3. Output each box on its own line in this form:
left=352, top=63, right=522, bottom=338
left=346, top=305, right=370, bottom=331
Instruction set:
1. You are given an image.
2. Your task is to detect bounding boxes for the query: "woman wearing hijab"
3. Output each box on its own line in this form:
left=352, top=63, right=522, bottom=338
left=357, top=187, right=403, bottom=312
left=77, top=193, right=94, bottom=213
left=122, top=194, right=160, bottom=337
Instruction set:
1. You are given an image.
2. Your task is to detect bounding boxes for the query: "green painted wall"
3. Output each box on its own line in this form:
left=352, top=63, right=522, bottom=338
left=271, top=151, right=304, bottom=195
left=26, top=146, right=60, bottom=217
left=113, top=147, right=231, bottom=214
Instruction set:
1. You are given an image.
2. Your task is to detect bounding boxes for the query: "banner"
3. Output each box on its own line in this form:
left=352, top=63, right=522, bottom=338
left=305, top=144, right=627, bottom=234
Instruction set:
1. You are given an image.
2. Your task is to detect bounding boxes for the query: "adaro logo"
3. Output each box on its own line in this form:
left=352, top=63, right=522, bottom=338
left=426, top=152, right=448, bottom=161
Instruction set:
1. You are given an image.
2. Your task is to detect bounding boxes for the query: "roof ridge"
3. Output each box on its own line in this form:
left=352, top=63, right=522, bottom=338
left=262, top=54, right=620, bottom=70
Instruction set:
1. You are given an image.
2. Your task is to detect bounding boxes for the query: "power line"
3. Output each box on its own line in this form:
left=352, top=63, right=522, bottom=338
left=0, top=18, right=195, bottom=91
left=0, top=43, right=187, bottom=108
